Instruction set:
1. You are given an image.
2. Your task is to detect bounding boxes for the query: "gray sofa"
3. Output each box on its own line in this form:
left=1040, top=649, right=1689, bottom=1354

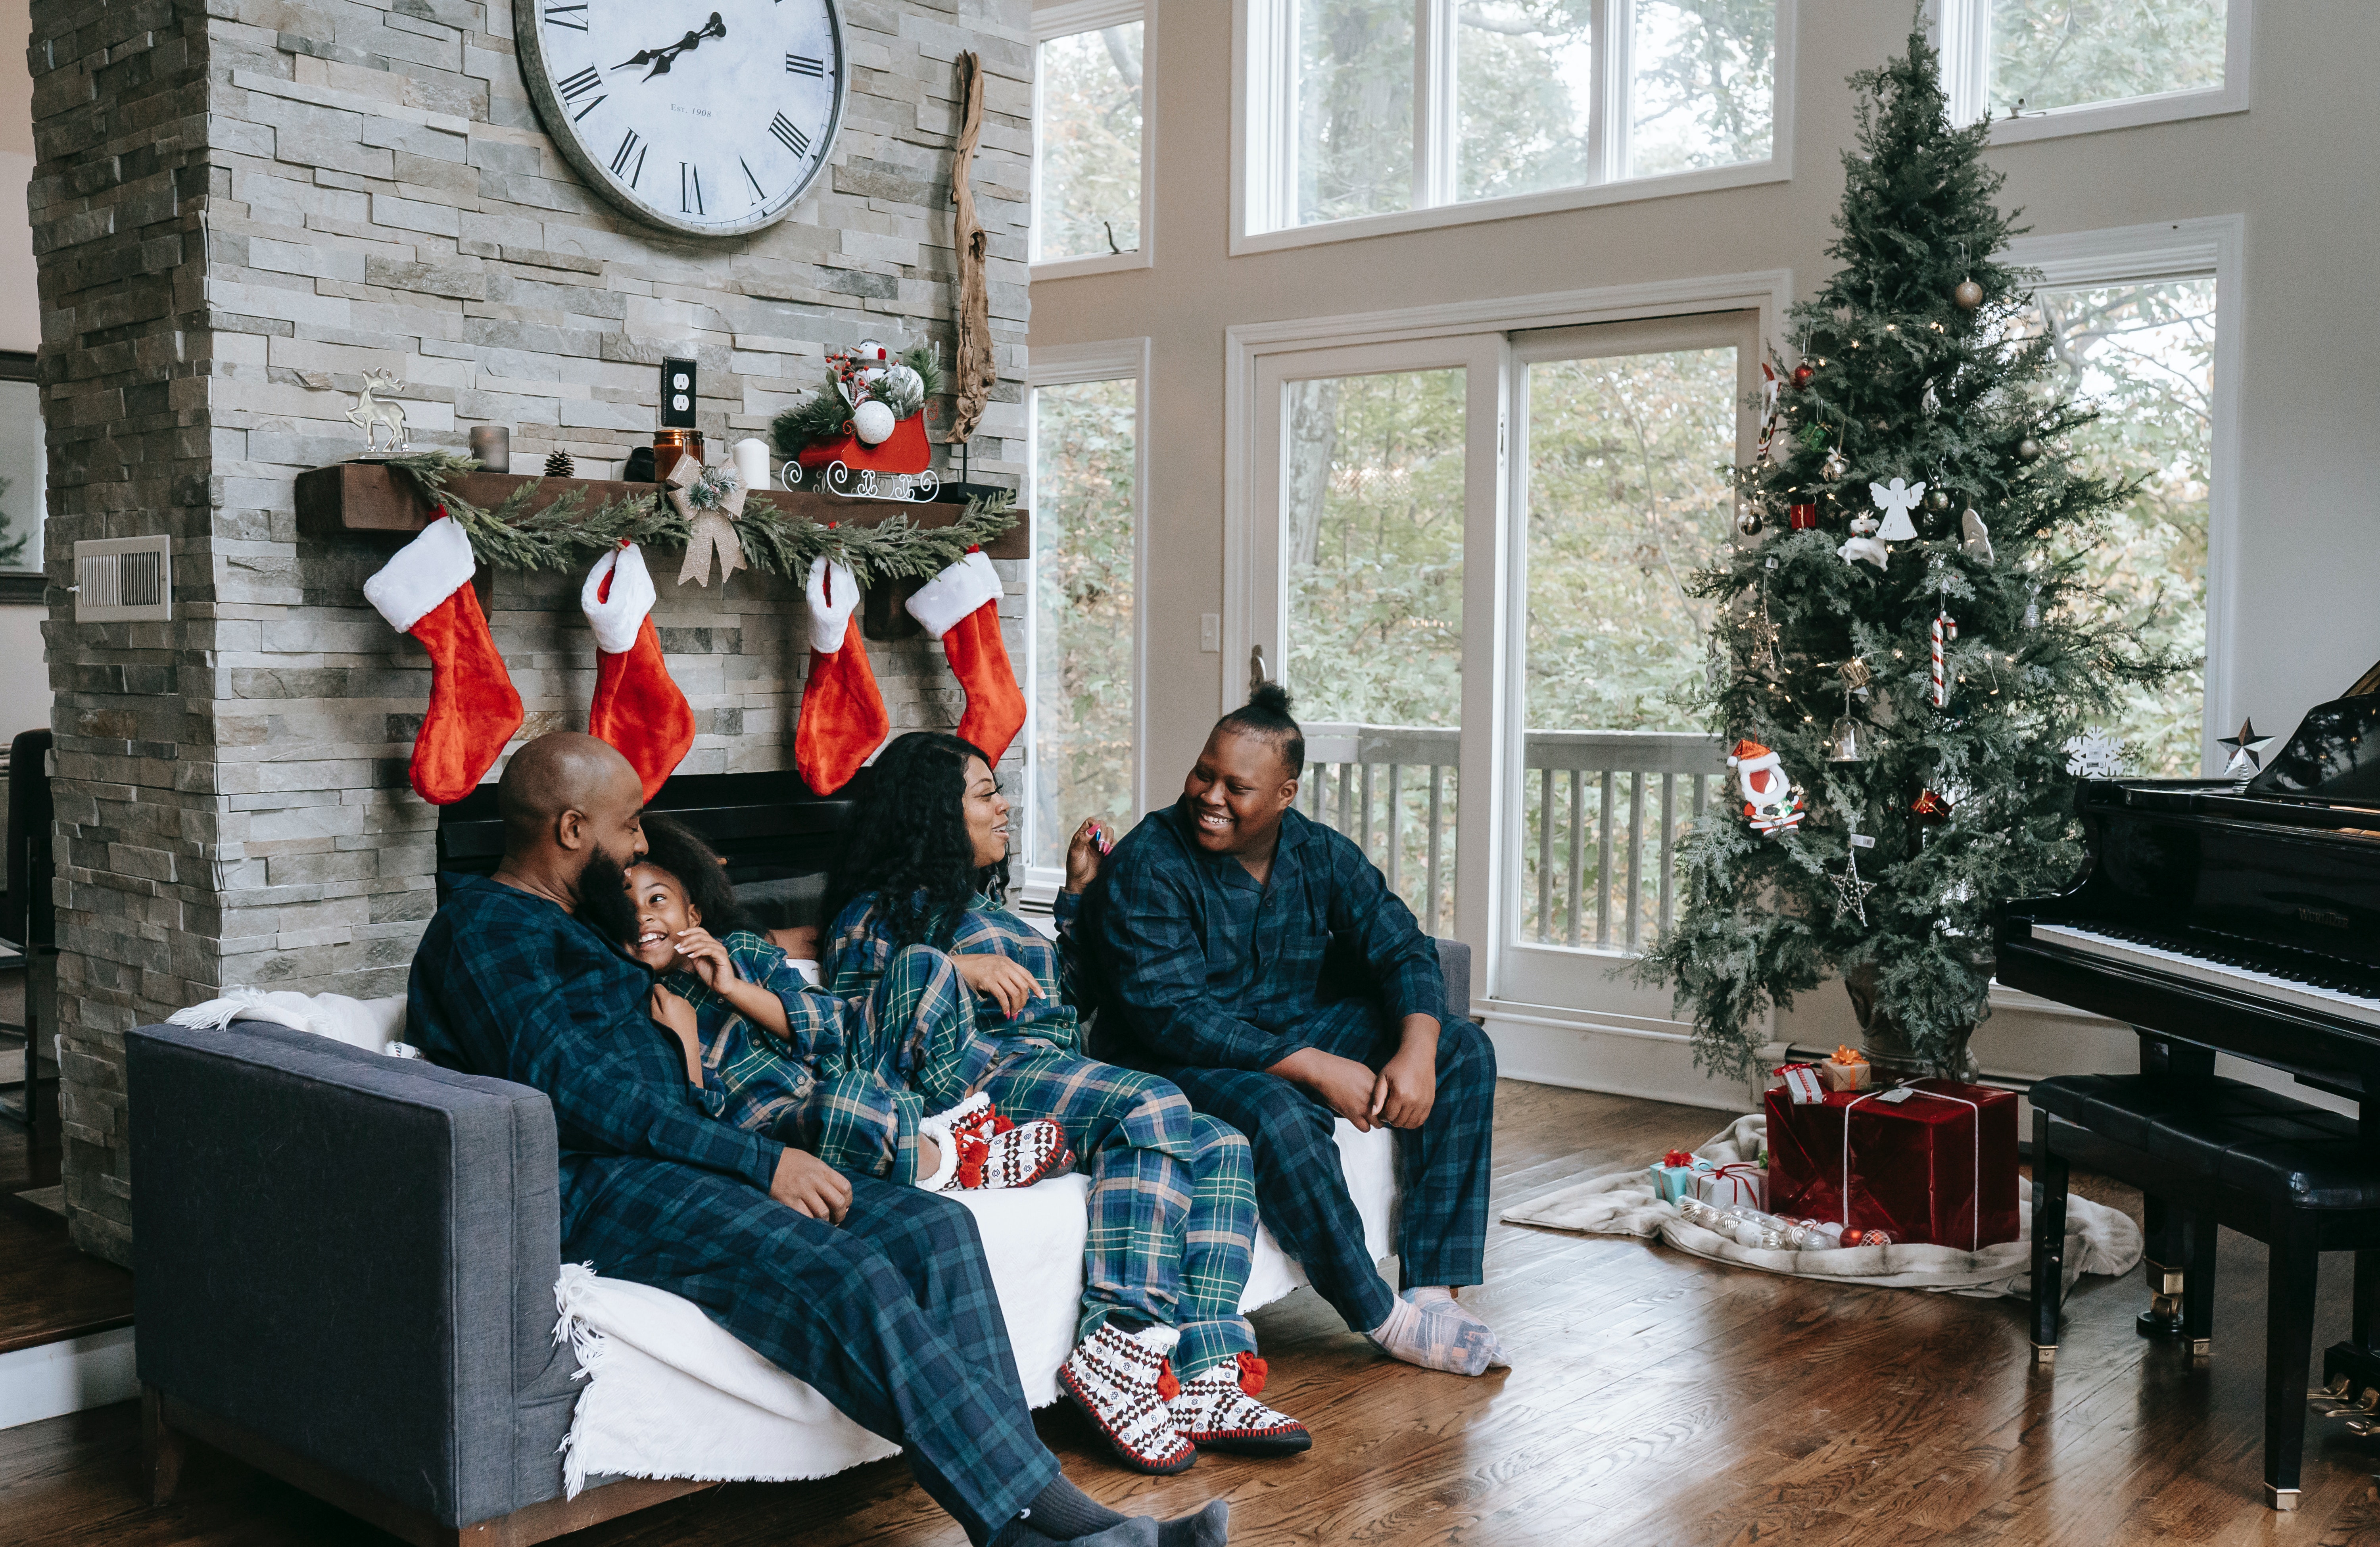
left=125, top=938, right=1472, bottom=1545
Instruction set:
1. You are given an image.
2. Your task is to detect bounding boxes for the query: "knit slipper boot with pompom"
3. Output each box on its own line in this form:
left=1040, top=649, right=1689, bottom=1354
left=1058, top=1323, right=1196, bottom=1474
left=917, top=1095, right=1074, bottom=1191
left=1171, top=1355, right=1311, bottom=1456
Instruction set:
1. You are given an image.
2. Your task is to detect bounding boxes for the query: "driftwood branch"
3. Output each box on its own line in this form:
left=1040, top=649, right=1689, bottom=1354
left=947, top=51, right=993, bottom=446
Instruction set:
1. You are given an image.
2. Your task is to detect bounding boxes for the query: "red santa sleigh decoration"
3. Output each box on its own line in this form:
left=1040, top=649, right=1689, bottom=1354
left=785, top=340, right=942, bottom=503
left=1729, top=738, right=1806, bottom=838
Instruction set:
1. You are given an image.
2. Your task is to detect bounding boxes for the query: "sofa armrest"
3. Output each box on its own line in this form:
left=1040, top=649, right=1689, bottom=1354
left=1433, top=938, right=1472, bottom=1024
left=128, top=1019, right=577, bottom=1526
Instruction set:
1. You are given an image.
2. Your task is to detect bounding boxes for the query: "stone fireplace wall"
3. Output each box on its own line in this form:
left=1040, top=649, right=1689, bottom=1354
left=34, top=0, right=1032, bottom=1264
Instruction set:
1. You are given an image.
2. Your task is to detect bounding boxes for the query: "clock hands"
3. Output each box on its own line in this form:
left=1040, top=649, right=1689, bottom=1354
left=615, top=12, right=726, bottom=80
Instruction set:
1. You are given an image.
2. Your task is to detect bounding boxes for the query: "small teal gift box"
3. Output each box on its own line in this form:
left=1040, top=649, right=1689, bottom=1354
left=1647, top=1149, right=1710, bottom=1204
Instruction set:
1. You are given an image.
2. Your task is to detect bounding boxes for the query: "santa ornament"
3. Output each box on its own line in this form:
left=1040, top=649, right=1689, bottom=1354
left=906, top=548, right=1027, bottom=765
left=1728, top=738, right=1806, bottom=837
left=794, top=557, right=891, bottom=794
left=581, top=542, right=695, bottom=802
left=362, top=513, right=524, bottom=805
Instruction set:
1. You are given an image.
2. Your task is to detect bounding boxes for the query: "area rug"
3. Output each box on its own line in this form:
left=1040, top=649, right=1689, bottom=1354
left=1502, top=1112, right=2141, bottom=1300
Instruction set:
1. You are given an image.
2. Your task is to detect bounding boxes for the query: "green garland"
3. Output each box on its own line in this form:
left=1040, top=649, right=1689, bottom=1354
left=382, top=450, right=1015, bottom=587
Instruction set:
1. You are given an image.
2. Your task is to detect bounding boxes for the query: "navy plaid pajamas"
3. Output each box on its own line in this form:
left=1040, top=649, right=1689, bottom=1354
left=409, top=879, right=1056, bottom=1543
left=826, top=890, right=1261, bottom=1377
left=1085, top=803, right=1496, bottom=1334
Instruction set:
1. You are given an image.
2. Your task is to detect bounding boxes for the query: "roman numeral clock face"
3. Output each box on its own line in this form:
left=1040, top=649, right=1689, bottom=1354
left=516, top=0, right=845, bottom=237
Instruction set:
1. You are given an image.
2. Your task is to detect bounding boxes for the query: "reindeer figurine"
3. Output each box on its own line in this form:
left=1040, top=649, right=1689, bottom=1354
left=345, top=369, right=411, bottom=454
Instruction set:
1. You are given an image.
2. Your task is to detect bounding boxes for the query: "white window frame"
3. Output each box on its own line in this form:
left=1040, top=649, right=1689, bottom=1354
left=1031, top=0, right=1157, bottom=280
left=1936, top=0, right=2251, bottom=144
left=1230, top=0, right=1797, bottom=257
left=1021, top=337, right=1152, bottom=906
left=1223, top=269, right=1793, bottom=1001
left=2004, top=215, right=2245, bottom=778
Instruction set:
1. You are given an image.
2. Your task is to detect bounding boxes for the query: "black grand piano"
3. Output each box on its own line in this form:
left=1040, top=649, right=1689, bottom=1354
left=1996, top=663, right=2380, bottom=1505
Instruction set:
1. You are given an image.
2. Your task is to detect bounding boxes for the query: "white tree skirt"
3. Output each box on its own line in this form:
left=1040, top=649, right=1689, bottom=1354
left=1501, top=1113, right=2140, bottom=1300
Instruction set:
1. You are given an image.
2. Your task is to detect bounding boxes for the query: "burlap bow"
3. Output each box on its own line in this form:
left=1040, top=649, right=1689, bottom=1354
left=671, top=456, right=748, bottom=588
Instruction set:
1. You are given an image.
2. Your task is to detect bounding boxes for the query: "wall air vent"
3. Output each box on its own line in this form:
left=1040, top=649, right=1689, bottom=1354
left=73, top=535, right=173, bottom=622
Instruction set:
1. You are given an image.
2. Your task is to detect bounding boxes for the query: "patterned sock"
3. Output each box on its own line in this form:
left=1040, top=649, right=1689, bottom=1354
left=1367, top=1289, right=1503, bottom=1376
left=1411, top=1289, right=1512, bottom=1371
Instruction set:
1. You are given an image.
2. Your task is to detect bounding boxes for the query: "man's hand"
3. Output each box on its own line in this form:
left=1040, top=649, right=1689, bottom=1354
left=954, top=953, right=1040, bottom=1017
left=1370, top=1014, right=1441, bottom=1129
left=769, top=1147, right=852, bottom=1223
left=1064, top=819, right=1108, bottom=895
left=1269, top=1047, right=1384, bottom=1132
left=649, top=984, right=702, bottom=1084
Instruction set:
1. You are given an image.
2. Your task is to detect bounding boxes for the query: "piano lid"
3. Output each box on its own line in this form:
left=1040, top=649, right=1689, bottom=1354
left=2246, top=659, right=2380, bottom=803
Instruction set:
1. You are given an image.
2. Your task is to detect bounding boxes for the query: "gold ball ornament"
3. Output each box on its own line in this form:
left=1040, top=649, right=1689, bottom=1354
left=1925, top=489, right=1951, bottom=512
left=1737, top=505, right=1764, bottom=537
left=1954, top=278, right=1985, bottom=309
left=2014, top=436, right=2043, bottom=463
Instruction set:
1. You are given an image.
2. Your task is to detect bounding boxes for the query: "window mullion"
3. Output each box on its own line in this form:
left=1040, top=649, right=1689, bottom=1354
left=1595, top=0, right=1633, bottom=185
left=1415, top=0, right=1457, bottom=208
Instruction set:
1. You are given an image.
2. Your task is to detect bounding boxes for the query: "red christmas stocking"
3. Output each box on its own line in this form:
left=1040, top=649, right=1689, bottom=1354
left=582, top=542, right=695, bottom=802
left=363, top=513, right=524, bottom=805
left=795, top=559, right=890, bottom=794
left=906, top=548, right=1026, bottom=764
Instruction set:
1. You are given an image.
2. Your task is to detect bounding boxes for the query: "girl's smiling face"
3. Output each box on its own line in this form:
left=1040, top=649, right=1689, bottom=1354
left=626, top=863, right=699, bottom=970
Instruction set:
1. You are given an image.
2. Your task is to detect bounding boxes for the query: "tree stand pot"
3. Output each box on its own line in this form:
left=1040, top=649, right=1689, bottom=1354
left=1844, top=963, right=1979, bottom=1082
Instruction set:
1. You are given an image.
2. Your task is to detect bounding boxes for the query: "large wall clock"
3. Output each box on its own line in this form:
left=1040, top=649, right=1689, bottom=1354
left=516, top=0, right=846, bottom=238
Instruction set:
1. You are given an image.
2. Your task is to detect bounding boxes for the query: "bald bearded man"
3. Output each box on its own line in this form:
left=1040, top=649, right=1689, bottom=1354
left=408, top=734, right=1222, bottom=1547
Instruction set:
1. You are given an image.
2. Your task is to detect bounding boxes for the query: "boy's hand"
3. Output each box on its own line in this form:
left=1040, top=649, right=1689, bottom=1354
left=1370, top=1015, right=1441, bottom=1129
left=1064, top=819, right=1108, bottom=895
left=954, top=953, right=1040, bottom=1017
left=673, top=927, right=737, bottom=990
left=769, top=1148, right=852, bottom=1223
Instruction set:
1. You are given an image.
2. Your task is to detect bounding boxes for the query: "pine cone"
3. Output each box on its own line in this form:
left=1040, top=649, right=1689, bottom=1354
left=544, top=450, right=574, bottom=477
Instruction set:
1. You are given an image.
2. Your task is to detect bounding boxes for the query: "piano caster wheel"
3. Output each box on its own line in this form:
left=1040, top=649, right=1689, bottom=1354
left=2136, top=1307, right=2187, bottom=1339
left=2031, top=1343, right=2056, bottom=1367
left=2266, top=1485, right=2300, bottom=1512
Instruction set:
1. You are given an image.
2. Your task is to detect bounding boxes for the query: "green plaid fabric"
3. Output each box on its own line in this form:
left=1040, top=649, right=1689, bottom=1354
left=826, top=891, right=1263, bottom=1375
left=983, top=1046, right=1258, bottom=1378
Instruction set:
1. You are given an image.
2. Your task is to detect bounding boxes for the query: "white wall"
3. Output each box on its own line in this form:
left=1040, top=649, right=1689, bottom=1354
left=1029, top=0, right=2380, bottom=1091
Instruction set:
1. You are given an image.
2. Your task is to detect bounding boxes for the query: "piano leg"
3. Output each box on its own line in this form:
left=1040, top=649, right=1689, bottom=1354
left=2136, top=1031, right=2215, bottom=1339
left=2182, top=1207, right=2217, bottom=1357
left=2264, top=1206, right=2318, bottom=1511
left=2029, top=1110, right=2068, bottom=1363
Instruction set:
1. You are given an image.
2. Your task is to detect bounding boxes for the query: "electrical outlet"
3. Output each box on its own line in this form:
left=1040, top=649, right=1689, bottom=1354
left=1200, top=613, right=1221, bottom=652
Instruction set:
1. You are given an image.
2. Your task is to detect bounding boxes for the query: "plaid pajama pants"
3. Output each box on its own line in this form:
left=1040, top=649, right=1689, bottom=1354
left=560, top=1157, right=1056, bottom=1544
left=981, top=1047, right=1259, bottom=1379
left=758, top=944, right=994, bottom=1187
left=1151, top=997, right=1497, bottom=1335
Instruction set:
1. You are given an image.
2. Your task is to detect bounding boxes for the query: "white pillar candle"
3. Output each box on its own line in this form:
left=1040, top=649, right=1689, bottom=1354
left=732, top=437, right=772, bottom=490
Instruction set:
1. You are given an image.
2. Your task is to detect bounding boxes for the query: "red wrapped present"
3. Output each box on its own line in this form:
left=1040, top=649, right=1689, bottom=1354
left=1764, top=1078, right=2017, bottom=1249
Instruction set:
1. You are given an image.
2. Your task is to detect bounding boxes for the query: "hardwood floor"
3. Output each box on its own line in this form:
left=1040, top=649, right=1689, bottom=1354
left=8, top=1080, right=2380, bottom=1545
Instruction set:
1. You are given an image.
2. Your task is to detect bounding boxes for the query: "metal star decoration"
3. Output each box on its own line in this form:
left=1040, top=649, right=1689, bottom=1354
left=2217, top=717, right=2275, bottom=778
left=1831, top=847, right=1877, bottom=927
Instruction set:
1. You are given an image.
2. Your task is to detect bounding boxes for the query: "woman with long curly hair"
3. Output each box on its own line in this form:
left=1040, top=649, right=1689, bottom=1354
left=821, top=732, right=1312, bottom=1476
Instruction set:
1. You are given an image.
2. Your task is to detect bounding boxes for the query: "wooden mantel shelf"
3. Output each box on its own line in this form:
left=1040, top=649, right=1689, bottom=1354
left=294, top=462, right=1029, bottom=560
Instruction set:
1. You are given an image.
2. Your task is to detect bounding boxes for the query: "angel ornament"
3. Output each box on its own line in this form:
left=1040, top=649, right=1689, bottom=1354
left=1868, top=477, right=1925, bottom=542
left=1837, top=513, right=1890, bottom=571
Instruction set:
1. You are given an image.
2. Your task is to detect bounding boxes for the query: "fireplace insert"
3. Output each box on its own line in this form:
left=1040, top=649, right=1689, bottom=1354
left=434, top=769, right=858, bottom=931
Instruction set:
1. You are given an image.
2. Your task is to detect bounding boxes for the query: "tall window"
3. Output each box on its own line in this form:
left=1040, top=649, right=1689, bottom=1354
left=1027, top=369, right=1141, bottom=879
left=1261, top=0, right=1779, bottom=234
left=1033, top=8, right=1147, bottom=268
left=0, top=353, right=41, bottom=578
left=2022, top=277, right=2218, bottom=775
left=1940, top=0, right=2246, bottom=137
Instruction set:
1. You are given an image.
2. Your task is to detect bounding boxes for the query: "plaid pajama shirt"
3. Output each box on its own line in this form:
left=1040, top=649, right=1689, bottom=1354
left=408, top=878, right=1056, bottom=1542
left=664, top=931, right=988, bottom=1186
left=825, top=890, right=1260, bottom=1376
left=1084, top=802, right=1497, bottom=1334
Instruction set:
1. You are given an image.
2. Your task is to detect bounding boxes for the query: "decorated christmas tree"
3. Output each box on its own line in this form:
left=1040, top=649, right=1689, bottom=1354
left=1639, top=27, right=2186, bottom=1080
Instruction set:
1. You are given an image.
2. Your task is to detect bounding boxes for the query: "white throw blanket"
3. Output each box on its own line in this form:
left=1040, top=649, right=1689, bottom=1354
left=170, top=987, right=410, bottom=1054
left=1501, top=1112, right=2141, bottom=1299
left=553, top=1120, right=1399, bottom=1495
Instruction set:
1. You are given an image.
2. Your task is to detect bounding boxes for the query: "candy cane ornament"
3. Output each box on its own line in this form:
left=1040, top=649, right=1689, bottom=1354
left=1930, top=594, right=1957, bottom=708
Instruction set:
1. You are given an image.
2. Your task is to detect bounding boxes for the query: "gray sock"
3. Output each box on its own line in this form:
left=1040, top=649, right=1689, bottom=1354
left=1158, top=1498, right=1230, bottom=1547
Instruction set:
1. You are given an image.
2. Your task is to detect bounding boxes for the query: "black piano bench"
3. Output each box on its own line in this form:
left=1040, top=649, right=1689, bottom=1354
left=2027, top=1072, right=2380, bottom=1511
